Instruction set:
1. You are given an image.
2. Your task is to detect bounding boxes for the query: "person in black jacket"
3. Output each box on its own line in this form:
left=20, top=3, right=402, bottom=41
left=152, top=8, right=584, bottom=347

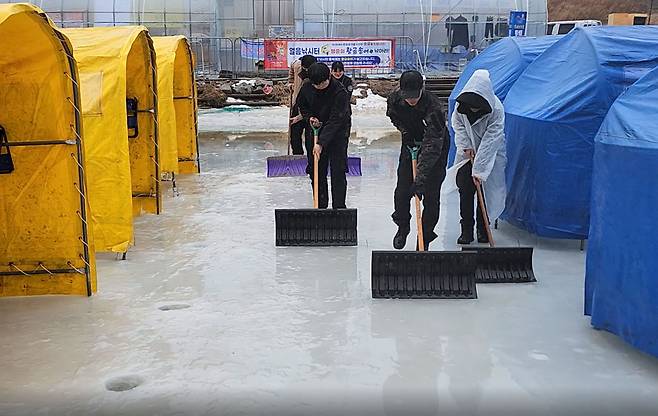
left=331, top=61, right=353, bottom=170
left=289, top=55, right=317, bottom=155
left=386, top=70, right=449, bottom=250
left=331, top=61, right=353, bottom=94
left=297, top=63, right=351, bottom=209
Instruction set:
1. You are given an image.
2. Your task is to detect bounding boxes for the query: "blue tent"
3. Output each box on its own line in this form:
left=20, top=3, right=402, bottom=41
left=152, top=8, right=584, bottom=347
left=502, top=26, right=658, bottom=239
left=585, top=66, right=658, bottom=358
left=447, top=36, right=561, bottom=165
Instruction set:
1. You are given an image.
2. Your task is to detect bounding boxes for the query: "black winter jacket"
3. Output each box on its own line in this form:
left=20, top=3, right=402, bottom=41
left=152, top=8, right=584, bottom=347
left=336, top=75, right=353, bottom=94
left=297, top=78, right=351, bottom=147
left=386, top=89, right=449, bottom=188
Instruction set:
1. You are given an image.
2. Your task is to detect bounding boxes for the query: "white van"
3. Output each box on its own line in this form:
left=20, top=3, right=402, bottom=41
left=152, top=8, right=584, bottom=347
left=547, top=20, right=602, bottom=35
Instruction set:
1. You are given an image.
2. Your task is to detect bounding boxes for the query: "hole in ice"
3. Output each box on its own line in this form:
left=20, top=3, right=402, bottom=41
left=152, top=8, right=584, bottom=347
left=158, top=304, right=191, bottom=311
left=105, top=375, right=144, bottom=392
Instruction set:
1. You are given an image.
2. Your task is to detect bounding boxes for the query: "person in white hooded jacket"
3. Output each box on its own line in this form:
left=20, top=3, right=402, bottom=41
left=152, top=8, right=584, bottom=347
left=452, top=69, right=507, bottom=245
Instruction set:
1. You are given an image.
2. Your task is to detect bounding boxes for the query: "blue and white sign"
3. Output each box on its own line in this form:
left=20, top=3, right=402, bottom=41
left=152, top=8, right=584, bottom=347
left=509, top=11, right=528, bottom=37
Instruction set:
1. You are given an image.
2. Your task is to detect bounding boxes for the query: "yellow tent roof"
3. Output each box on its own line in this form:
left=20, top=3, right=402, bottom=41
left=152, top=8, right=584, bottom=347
left=153, top=35, right=199, bottom=174
left=0, top=3, right=96, bottom=296
left=62, top=26, right=161, bottom=252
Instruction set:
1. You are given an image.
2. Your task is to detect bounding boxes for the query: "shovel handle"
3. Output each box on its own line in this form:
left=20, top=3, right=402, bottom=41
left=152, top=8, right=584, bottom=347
left=412, top=159, right=425, bottom=252
left=312, top=125, right=320, bottom=209
left=287, top=89, right=294, bottom=156
left=470, top=155, right=496, bottom=248
left=408, top=146, right=424, bottom=252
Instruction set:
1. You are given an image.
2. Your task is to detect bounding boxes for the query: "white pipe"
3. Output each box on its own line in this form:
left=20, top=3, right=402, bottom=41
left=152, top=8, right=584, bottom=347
left=419, top=0, right=426, bottom=71
left=425, top=0, right=432, bottom=69
left=321, top=0, right=327, bottom=37
left=331, top=0, right=336, bottom=38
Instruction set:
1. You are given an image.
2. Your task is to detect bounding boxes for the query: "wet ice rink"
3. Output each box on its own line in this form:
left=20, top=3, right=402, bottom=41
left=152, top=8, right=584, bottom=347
left=1, top=107, right=658, bottom=415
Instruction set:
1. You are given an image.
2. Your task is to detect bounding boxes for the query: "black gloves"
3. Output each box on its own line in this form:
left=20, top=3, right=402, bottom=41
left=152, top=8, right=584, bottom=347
left=410, top=182, right=425, bottom=200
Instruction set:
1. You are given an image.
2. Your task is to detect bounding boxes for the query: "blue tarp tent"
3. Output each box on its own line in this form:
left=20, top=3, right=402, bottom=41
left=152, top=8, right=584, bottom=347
left=502, top=26, right=658, bottom=239
left=584, top=66, right=658, bottom=359
left=448, top=36, right=560, bottom=165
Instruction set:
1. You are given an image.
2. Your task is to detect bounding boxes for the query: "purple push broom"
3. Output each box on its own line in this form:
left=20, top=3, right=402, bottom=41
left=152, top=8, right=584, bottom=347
left=267, top=92, right=362, bottom=177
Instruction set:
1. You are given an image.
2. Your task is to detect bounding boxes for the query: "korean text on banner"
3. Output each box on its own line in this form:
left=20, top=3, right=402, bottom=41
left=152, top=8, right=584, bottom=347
left=264, top=38, right=395, bottom=70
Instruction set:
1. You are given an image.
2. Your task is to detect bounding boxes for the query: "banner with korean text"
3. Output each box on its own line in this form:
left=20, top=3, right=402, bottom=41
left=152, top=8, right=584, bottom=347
left=264, top=38, right=395, bottom=70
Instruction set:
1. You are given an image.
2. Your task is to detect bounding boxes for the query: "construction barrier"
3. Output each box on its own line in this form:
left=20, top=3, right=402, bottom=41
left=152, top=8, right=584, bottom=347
left=63, top=26, right=161, bottom=253
left=0, top=4, right=96, bottom=296
left=153, top=35, right=200, bottom=174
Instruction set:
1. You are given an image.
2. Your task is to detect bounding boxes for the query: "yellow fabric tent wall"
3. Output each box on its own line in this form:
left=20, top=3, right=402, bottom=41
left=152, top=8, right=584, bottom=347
left=62, top=26, right=162, bottom=253
left=153, top=36, right=200, bottom=175
left=0, top=4, right=96, bottom=296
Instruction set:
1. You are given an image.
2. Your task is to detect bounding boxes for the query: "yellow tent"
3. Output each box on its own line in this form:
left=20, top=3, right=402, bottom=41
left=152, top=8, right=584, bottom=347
left=153, top=36, right=200, bottom=174
left=0, top=4, right=96, bottom=296
left=62, top=26, right=162, bottom=253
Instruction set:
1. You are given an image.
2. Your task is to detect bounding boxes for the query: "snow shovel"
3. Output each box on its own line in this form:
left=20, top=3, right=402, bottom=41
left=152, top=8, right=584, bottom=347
left=274, top=126, right=357, bottom=246
left=462, top=157, right=536, bottom=284
left=371, top=145, right=478, bottom=299
left=266, top=94, right=362, bottom=177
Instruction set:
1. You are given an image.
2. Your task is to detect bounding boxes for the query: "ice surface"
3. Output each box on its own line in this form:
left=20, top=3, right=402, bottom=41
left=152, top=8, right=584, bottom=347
left=199, top=104, right=397, bottom=145
left=1, top=112, right=657, bottom=415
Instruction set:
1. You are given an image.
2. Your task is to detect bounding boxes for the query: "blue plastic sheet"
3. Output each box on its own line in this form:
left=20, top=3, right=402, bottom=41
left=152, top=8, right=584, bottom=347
left=395, top=47, right=470, bottom=73
left=585, top=66, right=658, bottom=358
left=447, top=36, right=560, bottom=165
left=503, top=26, right=658, bottom=239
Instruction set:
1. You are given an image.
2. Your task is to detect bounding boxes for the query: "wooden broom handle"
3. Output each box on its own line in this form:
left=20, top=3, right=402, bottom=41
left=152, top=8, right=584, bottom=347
left=412, top=158, right=425, bottom=252
left=313, top=130, right=319, bottom=209
left=287, top=89, right=294, bottom=156
left=470, top=155, right=496, bottom=248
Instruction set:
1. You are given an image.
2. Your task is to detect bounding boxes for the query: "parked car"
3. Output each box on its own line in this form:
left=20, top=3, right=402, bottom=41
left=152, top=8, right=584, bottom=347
left=547, top=20, right=602, bottom=35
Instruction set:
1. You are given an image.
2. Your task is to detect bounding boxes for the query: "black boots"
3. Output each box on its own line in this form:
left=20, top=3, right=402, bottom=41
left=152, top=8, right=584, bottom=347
left=457, top=223, right=474, bottom=245
left=477, top=227, right=489, bottom=244
left=459, top=222, right=490, bottom=245
left=393, top=225, right=410, bottom=250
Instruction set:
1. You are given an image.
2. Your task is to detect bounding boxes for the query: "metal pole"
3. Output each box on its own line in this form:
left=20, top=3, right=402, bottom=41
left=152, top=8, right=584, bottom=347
left=60, top=0, right=64, bottom=27
left=252, top=0, right=256, bottom=34
left=164, top=0, right=168, bottom=35
left=376, top=13, right=379, bottom=37
left=188, top=0, right=193, bottom=37
left=650, top=0, right=655, bottom=24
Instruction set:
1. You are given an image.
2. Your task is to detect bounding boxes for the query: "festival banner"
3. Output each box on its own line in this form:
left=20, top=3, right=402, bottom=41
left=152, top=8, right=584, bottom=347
left=264, top=38, right=395, bottom=70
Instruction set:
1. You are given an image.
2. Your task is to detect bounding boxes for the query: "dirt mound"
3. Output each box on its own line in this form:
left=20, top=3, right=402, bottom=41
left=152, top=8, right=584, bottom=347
left=366, top=80, right=399, bottom=98
left=197, top=82, right=227, bottom=108
left=271, top=83, right=292, bottom=106
left=548, top=0, right=652, bottom=23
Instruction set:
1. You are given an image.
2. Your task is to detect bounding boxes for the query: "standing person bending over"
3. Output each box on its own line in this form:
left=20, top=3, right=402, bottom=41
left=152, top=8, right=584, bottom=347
left=452, top=69, right=507, bottom=245
left=387, top=70, right=450, bottom=251
left=296, top=63, right=351, bottom=209
left=288, top=54, right=317, bottom=155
